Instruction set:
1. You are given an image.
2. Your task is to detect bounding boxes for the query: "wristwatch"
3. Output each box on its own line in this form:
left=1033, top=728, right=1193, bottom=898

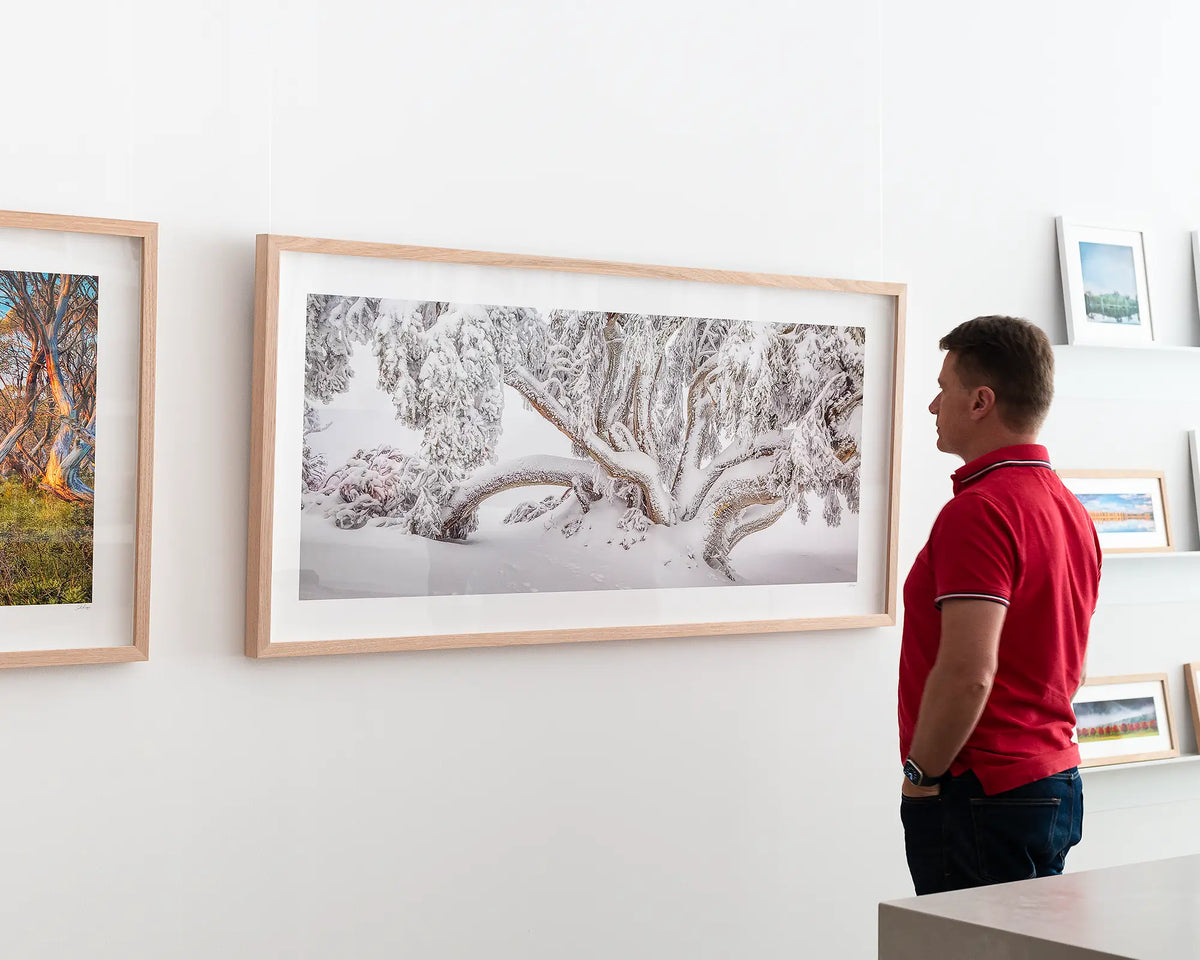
left=903, top=756, right=945, bottom=787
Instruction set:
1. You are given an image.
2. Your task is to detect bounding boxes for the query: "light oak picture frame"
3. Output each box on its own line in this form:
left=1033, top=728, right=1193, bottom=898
left=1185, top=661, right=1200, bottom=750
left=1073, top=673, right=1179, bottom=768
left=247, top=235, right=906, bottom=658
left=1057, top=469, right=1172, bottom=554
left=0, top=210, right=157, bottom=667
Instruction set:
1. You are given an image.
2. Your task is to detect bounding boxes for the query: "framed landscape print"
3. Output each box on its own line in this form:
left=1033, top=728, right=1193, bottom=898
left=1072, top=673, right=1178, bottom=767
left=1186, top=661, right=1200, bottom=748
left=1058, top=470, right=1172, bottom=554
left=0, top=210, right=156, bottom=667
left=247, top=235, right=905, bottom=657
left=1056, top=218, right=1153, bottom=347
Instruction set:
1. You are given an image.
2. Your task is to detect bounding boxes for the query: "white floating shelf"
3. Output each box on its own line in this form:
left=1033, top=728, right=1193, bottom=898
left=1082, top=753, right=1200, bottom=774
left=1104, top=551, right=1200, bottom=560
left=1054, top=343, right=1200, bottom=354
left=1080, top=754, right=1200, bottom=812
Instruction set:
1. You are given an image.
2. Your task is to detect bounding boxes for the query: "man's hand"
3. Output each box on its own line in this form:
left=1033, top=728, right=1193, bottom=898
left=901, top=778, right=941, bottom=799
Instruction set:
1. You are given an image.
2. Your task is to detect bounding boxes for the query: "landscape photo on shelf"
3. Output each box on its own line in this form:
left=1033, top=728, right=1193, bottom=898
left=1071, top=492, right=1155, bottom=534
left=1071, top=674, right=1177, bottom=766
left=1074, top=696, right=1159, bottom=743
left=1057, top=471, right=1170, bottom=553
left=1078, top=240, right=1140, bottom=325
left=0, top=270, right=98, bottom=606
left=299, top=296, right=865, bottom=600
left=1055, top=219, right=1153, bottom=346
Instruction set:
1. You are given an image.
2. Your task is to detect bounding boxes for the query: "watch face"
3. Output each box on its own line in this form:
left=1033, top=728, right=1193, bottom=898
left=903, top=759, right=921, bottom=784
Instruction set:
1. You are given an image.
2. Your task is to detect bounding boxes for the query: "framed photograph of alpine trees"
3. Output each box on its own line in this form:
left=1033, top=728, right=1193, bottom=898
left=247, top=235, right=905, bottom=657
left=0, top=210, right=157, bottom=667
left=1056, top=218, right=1153, bottom=347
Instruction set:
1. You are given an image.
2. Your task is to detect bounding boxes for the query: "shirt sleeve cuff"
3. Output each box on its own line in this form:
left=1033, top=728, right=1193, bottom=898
left=934, top=592, right=1011, bottom=610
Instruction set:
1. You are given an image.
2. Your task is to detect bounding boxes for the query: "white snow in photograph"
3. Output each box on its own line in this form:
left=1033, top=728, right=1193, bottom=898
left=300, top=296, right=864, bottom=600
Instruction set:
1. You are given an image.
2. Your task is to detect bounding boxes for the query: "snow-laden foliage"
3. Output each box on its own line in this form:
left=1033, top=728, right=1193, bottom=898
left=301, top=402, right=329, bottom=492
left=304, top=294, right=865, bottom=578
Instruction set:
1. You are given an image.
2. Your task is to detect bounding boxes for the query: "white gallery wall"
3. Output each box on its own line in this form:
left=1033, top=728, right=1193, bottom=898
left=3, top=1, right=1200, bottom=957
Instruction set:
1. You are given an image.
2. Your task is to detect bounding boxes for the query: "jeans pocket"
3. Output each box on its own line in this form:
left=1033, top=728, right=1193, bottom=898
left=969, top=797, right=1061, bottom=884
left=901, top=795, right=945, bottom=894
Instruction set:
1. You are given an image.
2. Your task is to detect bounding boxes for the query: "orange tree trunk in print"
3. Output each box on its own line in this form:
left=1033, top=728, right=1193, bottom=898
left=0, top=272, right=98, bottom=502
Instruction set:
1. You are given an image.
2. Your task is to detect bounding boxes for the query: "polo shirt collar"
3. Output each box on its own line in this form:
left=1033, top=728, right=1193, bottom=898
left=952, top=444, right=1051, bottom=494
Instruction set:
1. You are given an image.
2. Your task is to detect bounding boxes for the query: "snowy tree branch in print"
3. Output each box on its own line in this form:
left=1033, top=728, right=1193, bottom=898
left=441, top=454, right=597, bottom=535
left=303, top=295, right=864, bottom=579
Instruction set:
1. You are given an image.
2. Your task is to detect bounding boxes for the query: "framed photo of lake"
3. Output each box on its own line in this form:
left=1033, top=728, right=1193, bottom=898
left=1056, top=218, right=1153, bottom=347
left=1072, top=673, right=1178, bottom=767
left=1057, top=470, right=1171, bottom=554
left=246, top=235, right=906, bottom=658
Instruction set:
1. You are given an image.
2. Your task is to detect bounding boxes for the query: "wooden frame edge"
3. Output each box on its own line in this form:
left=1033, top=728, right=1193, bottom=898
left=246, top=235, right=281, bottom=658
left=0, top=210, right=157, bottom=668
left=1076, top=672, right=1179, bottom=767
left=259, top=234, right=907, bottom=297
left=253, top=614, right=898, bottom=660
left=245, top=234, right=905, bottom=657
left=1185, top=661, right=1200, bottom=751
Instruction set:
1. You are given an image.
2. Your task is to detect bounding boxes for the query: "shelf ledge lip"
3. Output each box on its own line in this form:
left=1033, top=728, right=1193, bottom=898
left=1082, top=754, right=1200, bottom=774
left=1104, top=550, right=1200, bottom=559
left=1054, top=343, right=1200, bottom=353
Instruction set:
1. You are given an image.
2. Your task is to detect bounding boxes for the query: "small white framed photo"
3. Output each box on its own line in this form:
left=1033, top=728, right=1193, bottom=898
left=1056, top=218, right=1153, bottom=346
left=1057, top=470, right=1172, bottom=554
left=1072, top=673, right=1178, bottom=767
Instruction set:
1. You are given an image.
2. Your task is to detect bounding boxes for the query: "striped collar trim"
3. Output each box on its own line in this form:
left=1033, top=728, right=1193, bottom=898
left=952, top=444, right=1052, bottom=492
left=957, top=458, right=1052, bottom=486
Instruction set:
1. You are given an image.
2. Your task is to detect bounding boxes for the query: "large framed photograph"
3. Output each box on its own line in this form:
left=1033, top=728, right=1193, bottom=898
left=1072, top=673, right=1179, bottom=767
left=1058, top=470, right=1172, bottom=554
left=0, top=210, right=156, bottom=667
left=1056, top=218, right=1153, bottom=347
left=248, top=236, right=905, bottom=657
left=1185, top=661, right=1200, bottom=749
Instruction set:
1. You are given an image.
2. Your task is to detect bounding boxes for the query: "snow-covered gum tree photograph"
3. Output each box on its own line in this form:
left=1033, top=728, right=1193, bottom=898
left=302, top=297, right=863, bottom=598
left=248, top=237, right=904, bottom=657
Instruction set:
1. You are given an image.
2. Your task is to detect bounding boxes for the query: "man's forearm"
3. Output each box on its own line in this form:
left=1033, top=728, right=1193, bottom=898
left=907, top=662, right=993, bottom=776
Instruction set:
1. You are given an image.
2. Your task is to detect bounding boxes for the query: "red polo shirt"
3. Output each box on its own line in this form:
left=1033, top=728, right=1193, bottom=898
left=899, top=444, right=1102, bottom=795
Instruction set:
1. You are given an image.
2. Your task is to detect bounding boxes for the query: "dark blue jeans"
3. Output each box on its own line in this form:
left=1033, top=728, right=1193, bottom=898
left=900, top=768, right=1083, bottom=895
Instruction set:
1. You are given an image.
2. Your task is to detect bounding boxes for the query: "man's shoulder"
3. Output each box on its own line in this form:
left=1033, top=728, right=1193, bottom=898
left=937, top=487, right=1009, bottom=522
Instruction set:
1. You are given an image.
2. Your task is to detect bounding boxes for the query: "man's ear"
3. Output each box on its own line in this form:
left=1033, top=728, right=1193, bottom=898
left=970, top=386, right=997, bottom=420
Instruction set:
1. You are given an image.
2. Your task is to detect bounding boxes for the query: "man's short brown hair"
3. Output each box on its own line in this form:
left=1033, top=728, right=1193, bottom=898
left=939, top=316, right=1054, bottom=432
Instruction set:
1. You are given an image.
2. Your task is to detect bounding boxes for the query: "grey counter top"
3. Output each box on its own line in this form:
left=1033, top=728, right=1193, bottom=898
left=879, top=854, right=1200, bottom=959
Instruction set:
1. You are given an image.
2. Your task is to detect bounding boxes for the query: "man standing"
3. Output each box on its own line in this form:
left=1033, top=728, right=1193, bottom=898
left=899, top=315, right=1101, bottom=895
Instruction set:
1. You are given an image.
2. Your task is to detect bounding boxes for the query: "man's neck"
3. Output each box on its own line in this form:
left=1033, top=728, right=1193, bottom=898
left=956, top=433, right=1040, bottom=465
